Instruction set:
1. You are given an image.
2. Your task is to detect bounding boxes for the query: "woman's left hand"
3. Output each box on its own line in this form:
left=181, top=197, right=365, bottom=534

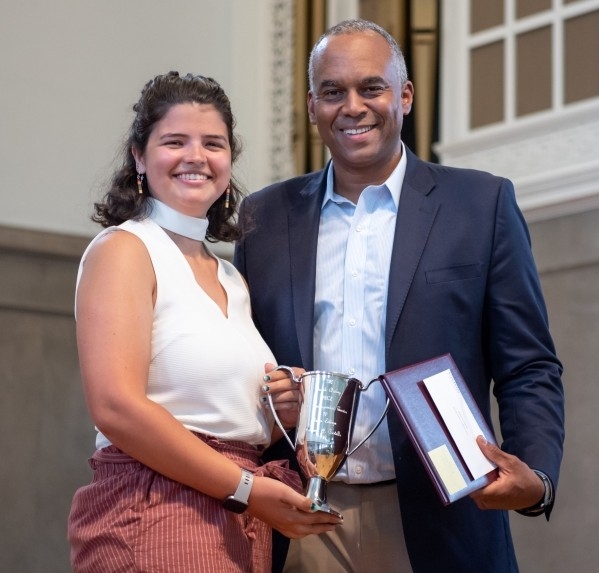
left=262, top=363, right=303, bottom=429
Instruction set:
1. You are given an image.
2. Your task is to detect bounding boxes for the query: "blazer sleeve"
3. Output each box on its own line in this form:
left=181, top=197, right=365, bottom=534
left=484, top=178, right=564, bottom=498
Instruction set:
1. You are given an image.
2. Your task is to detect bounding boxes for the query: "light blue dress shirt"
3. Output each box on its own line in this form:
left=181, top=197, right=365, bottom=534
left=314, top=147, right=407, bottom=483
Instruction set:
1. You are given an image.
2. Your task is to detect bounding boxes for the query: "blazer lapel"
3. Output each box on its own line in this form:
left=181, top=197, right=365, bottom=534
left=386, top=150, right=439, bottom=354
left=288, top=169, right=327, bottom=369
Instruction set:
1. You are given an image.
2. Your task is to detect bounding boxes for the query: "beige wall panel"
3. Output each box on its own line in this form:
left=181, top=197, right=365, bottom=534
left=516, top=26, right=552, bottom=117
left=516, top=0, right=551, bottom=19
left=471, top=0, right=504, bottom=32
left=509, top=208, right=599, bottom=572
left=470, top=41, right=505, bottom=128
left=0, top=227, right=94, bottom=572
left=564, top=10, right=599, bottom=103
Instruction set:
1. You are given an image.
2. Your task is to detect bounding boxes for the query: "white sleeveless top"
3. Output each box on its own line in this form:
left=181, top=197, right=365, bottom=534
left=76, top=217, right=276, bottom=449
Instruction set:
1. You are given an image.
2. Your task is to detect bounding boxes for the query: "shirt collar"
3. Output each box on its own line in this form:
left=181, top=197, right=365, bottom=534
left=322, top=142, right=407, bottom=210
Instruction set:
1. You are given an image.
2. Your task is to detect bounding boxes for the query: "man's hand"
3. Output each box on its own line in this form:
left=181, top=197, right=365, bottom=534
left=469, top=436, right=545, bottom=511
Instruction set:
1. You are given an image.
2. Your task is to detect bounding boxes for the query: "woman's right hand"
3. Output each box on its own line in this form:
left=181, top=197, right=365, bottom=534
left=247, top=476, right=342, bottom=539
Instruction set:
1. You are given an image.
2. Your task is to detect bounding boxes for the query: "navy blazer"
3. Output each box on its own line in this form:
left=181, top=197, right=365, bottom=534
left=234, top=148, right=564, bottom=572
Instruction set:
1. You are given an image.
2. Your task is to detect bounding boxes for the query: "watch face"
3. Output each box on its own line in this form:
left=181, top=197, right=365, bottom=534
left=223, top=496, right=248, bottom=514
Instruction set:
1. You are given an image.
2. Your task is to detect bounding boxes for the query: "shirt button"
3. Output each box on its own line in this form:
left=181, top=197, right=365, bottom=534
left=351, top=270, right=358, bottom=277
left=349, top=319, right=356, bottom=327
left=355, top=466, right=363, bottom=475
left=356, top=225, right=363, bottom=232
left=349, top=368, right=356, bottom=375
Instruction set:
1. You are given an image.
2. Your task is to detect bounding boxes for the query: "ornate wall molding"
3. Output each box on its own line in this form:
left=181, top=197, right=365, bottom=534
left=270, top=0, right=296, bottom=183
left=435, top=99, right=599, bottom=221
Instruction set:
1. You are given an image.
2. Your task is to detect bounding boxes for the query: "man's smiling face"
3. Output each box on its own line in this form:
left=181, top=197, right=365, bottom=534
left=308, top=31, right=413, bottom=180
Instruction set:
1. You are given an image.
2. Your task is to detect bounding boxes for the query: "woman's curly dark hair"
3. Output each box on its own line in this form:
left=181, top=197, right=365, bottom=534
left=93, top=71, right=243, bottom=243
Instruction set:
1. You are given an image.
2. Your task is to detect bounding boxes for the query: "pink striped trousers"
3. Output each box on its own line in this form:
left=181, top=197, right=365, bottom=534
left=68, top=434, right=301, bottom=572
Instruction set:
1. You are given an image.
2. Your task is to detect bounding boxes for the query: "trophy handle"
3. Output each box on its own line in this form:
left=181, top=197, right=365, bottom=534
left=266, top=365, right=301, bottom=450
left=346, top=378, right=390, bottom=456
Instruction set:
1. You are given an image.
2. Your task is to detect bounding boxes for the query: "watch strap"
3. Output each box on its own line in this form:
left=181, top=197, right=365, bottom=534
left=516, top=470, right=553, bottom=516
left=232, top=469, right=253, bottom=504
left=222, top=469, right=254, bottom=513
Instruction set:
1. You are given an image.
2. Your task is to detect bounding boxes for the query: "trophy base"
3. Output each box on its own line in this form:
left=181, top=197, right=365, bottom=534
left=310, top=501, right=343, bottom=519
left=305, top=476, right=343, bottom=519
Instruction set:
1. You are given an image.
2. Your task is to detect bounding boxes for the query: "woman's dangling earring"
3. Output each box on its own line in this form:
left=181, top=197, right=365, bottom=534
left=224, top=184, right=231, bottom=209
left=137, top=173, right=144, bottom=195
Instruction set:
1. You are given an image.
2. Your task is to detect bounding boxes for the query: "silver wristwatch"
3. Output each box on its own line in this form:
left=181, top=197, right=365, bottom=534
left=516, top=470, right=553, bottom=516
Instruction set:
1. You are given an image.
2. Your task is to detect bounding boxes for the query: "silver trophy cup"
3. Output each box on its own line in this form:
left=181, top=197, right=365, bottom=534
left=268, top=367, right=388, bottom=518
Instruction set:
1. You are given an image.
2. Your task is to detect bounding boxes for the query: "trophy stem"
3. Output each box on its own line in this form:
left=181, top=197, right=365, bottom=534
left=305, top=476, right=343, bottom=519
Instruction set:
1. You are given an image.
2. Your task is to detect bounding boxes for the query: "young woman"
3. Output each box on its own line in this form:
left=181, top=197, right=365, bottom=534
left=67, top=71, right=340, bottom=573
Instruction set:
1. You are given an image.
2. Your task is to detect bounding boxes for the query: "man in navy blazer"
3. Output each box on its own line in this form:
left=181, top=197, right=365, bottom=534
left=234, top=19, right=564, bottom=573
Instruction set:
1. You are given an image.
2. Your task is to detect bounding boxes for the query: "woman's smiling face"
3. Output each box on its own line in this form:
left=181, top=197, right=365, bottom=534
left=133, top=102, right=231, bottom=218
